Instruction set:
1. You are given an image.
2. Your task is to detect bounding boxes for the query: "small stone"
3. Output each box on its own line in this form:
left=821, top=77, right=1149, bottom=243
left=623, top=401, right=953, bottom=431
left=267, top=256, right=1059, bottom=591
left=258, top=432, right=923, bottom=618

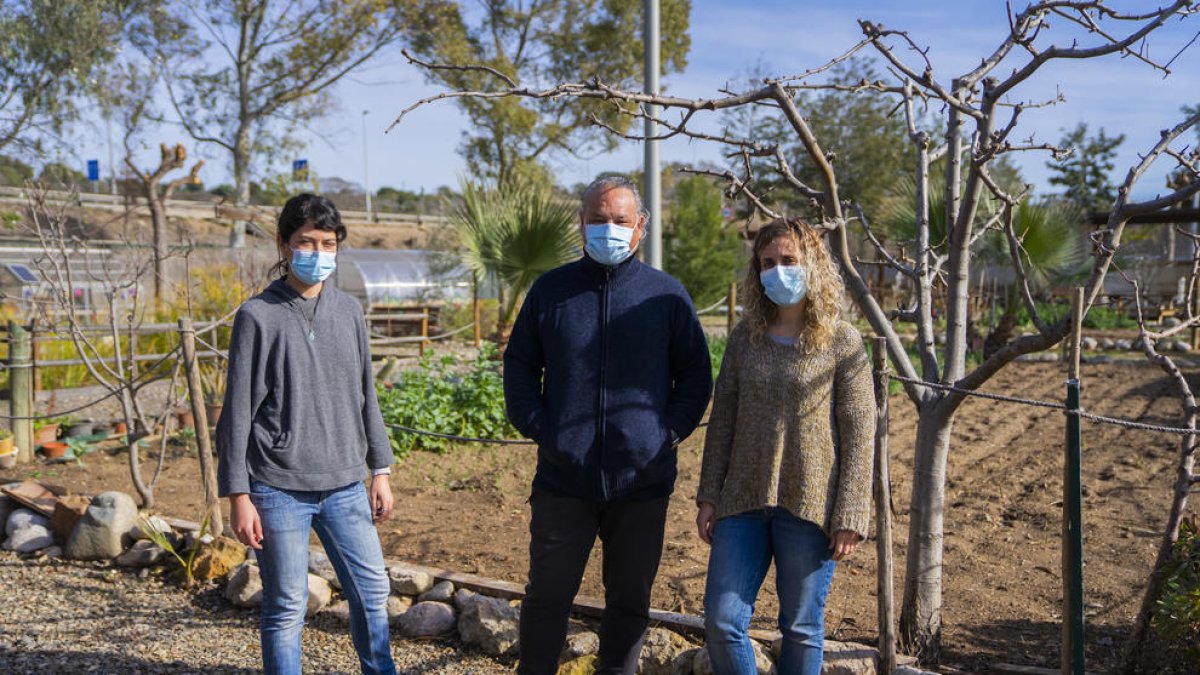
left=131, top=515, right=172, bottom=541
left=387, top=594, right=413, bottom=623
left=306, top=574, right=332, bottom=617
left=65, top=491, right=139, bottom=561
left=563, top=631, right=600, bottom=659
left=1086, top=354, right=1113, bottom=365
left=1080, top=336, right=1098, bottom=350
left=1164, top=316, right=1183, bottom=327
left=322, top=599, right=351, bottom=626
left=224, top=561, right=263, bottom=608
left=638, top=627, right=695, bottom=675
left=191, top=536, right=248, bottom=581
left=184, top=531, right=215, bottom=549
left=1100, top=337, right=1117, bottom=350
left=3, top=523, right=55, bottom=552
left=388, top=564, right=435, bottom=595
left=458, top=594, right=520, bottom=655
left=397, top=601, right=456, bottom=637
left=1115, top=339, right=1133, bottom=351
left=1174, top=339, right=1192, bottom=353
left=115, top=539, right=165, bottom=567
left=307, top=549, right=341, bottom=590
left=5, top=508, right=49, bottom=537
left=418, top=580, right=455, bottom=603
left=42, top=545, right=62, bottom=558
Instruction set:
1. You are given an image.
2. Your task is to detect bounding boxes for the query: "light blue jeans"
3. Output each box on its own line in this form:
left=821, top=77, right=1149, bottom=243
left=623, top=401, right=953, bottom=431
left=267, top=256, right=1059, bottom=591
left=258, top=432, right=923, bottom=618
left=250, top=479, right=395, bottom=675
left=703, top=508, right=836, bottom=675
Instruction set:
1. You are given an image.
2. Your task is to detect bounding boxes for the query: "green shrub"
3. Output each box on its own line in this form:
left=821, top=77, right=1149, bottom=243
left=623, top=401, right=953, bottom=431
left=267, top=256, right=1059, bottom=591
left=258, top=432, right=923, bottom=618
left=1149, top=516, right=1200, bottom=669
left=708, top=336, right=727, bottom=382
left=376, top=343, right=516, bottom=457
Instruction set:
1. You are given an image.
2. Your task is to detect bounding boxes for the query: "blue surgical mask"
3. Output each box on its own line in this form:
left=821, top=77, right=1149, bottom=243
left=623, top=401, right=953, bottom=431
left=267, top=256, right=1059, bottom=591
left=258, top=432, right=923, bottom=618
left=584, top=223, right=636, bottom=266
left=760, top=264, right=808, bottom=307
left=290, top=249, right=337, bottom=285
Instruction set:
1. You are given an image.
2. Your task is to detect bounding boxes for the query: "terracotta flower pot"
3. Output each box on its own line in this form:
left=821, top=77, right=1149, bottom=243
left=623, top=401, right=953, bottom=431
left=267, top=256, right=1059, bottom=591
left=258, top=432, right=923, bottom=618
left=205, top=403, right=223, bottom=428
left=114, top=421, right=128, bottom=435
left=176, top=409, right=195, bottom=431
left=33, top=424, right=60, bottom=445
left=41, top=441, right=69, bottom=459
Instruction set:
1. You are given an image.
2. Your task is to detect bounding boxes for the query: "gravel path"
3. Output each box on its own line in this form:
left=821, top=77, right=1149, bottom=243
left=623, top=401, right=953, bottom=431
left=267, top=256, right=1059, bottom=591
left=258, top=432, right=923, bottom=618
left=0, top=551, right=513, bottom=674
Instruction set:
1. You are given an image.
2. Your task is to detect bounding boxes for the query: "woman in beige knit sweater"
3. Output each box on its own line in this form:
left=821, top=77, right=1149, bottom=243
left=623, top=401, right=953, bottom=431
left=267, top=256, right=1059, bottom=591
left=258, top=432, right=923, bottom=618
left=696, top=218, right=875, bottom=674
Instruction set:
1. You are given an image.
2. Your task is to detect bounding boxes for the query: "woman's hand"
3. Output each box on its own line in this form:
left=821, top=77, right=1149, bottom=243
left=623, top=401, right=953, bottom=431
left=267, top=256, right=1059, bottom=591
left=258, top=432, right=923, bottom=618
left=230, top=494, right=263, bottom=550
left=696, top=502, right=717, bottom=545
left=829, top=529, right=862, bottom=561
left=370, top=474, right=394, bottom=522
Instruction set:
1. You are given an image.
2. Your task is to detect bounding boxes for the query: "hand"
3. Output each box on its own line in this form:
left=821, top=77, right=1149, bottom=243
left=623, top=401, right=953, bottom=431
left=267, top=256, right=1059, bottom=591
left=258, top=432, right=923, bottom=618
left=695, top=502, right=716, bottom=545
left=230, top=494, right=263, bottom=550
left=829, top=529, right=861, bottom=561
left=370, top=474, right=393, bottom=522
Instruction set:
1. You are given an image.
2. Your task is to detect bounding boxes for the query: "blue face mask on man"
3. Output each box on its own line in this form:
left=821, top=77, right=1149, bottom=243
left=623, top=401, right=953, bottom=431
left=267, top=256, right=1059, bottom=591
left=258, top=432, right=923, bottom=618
left=290, top=249, right=337, bottom=285
left=760, top=264, right=808, bottom=307
left=584, top=223, right=637, bottom=266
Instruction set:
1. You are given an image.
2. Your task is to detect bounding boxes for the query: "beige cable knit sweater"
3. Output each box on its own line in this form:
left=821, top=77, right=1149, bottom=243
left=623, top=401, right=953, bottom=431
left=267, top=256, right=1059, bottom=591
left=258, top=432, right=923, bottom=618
left=696, top=319, right=876, bottom=538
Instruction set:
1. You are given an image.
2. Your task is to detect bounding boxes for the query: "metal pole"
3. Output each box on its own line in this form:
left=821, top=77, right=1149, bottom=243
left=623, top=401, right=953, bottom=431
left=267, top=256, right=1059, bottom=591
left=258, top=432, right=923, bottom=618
left=362, top=110, right=372, bottom=221
left=871, top=336, right=898, bottom=673
left=1062, top=288, right=1085, bottom=675
left=178, top=318, right=224, bottom=537
left=107, top=116, right=117, bottom=196
left=643, top=0, right=661, bottom=270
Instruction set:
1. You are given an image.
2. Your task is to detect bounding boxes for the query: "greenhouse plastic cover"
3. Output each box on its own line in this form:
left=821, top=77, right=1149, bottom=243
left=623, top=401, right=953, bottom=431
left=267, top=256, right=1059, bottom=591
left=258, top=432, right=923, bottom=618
left=336, top=248, right=471, bottom=305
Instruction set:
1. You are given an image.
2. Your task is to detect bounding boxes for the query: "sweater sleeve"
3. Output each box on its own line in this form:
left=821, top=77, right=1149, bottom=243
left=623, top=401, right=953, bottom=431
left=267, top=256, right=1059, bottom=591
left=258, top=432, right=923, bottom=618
left=696, top=326, right=739, bottom=506
left=503, top=283, right=547, bottom=441
left=216, top=308, right=267, bottom=497
left=665, top=290, right=714, bottom=441
left=830, top=324, right=876, bottom=539
left=357, top=306, right=394, bottom=471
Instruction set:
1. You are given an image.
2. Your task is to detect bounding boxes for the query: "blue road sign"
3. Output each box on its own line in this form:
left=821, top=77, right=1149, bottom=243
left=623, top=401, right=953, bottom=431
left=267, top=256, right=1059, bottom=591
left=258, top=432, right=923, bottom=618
left=86, top=160, right=100, bottom=182
left=292, top=159, right=309, bottom=180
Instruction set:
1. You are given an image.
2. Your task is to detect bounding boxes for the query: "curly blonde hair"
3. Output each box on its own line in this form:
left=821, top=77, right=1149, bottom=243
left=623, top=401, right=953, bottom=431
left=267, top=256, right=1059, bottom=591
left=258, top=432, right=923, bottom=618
left=742, top=218, right=845, bottom=352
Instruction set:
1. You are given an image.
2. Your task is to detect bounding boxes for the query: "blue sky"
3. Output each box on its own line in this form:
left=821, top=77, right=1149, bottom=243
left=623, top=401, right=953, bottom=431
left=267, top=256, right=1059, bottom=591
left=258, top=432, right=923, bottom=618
left=70, top=1, right=1200, bottom=201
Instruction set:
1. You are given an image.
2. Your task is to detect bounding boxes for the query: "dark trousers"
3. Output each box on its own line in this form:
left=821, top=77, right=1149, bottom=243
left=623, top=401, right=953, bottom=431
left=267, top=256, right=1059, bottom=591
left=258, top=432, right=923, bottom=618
left=517, top=489, right=670, bottom=675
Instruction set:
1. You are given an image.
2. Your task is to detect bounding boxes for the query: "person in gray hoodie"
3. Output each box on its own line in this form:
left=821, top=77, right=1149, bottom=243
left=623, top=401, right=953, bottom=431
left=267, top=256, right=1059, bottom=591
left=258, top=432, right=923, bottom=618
left=216, top=193, right=396, bottom=675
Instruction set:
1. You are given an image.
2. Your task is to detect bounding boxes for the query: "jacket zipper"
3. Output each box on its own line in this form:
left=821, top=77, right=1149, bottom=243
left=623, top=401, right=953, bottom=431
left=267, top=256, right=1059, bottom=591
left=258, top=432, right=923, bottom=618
left=598, top=266, right=612, bottom=500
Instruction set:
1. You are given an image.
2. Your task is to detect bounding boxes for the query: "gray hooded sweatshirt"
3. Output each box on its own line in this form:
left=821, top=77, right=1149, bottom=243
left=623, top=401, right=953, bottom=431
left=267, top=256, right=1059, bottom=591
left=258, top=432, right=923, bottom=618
left=216, top=278, right=393, bottom=496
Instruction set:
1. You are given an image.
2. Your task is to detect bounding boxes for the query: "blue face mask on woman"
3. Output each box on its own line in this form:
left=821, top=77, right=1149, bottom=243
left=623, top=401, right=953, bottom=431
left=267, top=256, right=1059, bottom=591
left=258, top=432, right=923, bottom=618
left=584, top=223, right=636, bottom=266
left=290, top=249, right=337, bottom=285
left=760, top=264, right=808, bottom=307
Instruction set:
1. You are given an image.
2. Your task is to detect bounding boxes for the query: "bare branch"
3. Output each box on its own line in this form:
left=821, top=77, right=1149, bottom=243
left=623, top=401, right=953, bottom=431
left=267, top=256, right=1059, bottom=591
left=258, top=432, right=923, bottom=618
left=401, top=47, right=517, bottom=88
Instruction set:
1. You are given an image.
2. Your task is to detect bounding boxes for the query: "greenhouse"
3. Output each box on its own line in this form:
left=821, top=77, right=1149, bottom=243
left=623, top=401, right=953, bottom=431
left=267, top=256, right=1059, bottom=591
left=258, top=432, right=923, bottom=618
left=334, top=248, right=472, bottom=308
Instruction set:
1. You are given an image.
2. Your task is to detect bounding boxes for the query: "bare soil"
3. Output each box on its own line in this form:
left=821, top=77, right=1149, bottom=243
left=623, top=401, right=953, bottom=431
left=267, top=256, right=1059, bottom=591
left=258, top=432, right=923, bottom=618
left=5, top=360, right=1188, bottom=673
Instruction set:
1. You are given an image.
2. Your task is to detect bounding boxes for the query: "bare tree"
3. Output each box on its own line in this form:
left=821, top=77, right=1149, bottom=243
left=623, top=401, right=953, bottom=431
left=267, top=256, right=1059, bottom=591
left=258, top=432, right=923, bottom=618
left=24, top=186, right=186, bottom=508
left=125, top=142, right=204, bottom=303
left=391, top=2, right=1200, bottom=661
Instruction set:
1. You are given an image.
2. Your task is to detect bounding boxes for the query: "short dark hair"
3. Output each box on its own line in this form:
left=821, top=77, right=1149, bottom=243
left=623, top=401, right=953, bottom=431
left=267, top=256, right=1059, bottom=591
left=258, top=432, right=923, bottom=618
left=277, top=193, right=347, bottom=245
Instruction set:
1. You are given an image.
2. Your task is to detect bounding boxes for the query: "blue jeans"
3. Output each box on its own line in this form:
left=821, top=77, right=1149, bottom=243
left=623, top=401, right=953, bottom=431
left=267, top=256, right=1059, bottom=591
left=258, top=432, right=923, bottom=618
left=703, top=508, right=836, bottom=675
left=250, top=479, right=395, bottom=675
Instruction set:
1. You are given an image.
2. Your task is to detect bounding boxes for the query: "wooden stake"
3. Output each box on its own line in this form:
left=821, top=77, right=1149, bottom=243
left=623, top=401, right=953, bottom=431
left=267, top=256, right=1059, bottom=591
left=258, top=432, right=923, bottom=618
left=872, top=336, right=898, bottom=673
left=727, top=281, right=738, bottom=334
left=178, top=318, right=223, bottom=537
left=8, top=322, right=33, bottom=463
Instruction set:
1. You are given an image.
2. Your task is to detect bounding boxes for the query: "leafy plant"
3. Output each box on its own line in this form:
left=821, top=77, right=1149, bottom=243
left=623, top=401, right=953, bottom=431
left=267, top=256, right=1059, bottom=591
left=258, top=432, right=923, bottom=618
left=64, top=437, right=91, bottom=466
left=198, top=362, right=227, bottom=405
left=376, top=343, right=516, bottom=457
left=0, top=428, right=12, bottom=440
left=1150, top=516, right=1200, bottom=667
left=138, top=511, right=211, bottom=589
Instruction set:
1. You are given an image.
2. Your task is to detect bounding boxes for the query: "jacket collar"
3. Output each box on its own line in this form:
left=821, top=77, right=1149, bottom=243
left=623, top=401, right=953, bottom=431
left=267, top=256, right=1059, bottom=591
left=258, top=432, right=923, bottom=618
left=579, top=252, right=640, bottom=283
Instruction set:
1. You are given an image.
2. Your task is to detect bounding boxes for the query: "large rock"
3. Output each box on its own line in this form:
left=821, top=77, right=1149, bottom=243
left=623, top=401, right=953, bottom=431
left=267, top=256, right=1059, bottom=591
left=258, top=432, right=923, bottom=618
left=695, top=642, right=773, bottom=675
left=308, top=549, right=341, bottom=590
left=639, top=627, right=695, bottom=675
left=563, top=631, right=600, bottom=659
left=116, top=539, right=165, bottom=567
left=453, top=588, right=478, bottom=611
left=224, top=561, right=263, bottom=608
left=65, top=491, right=138, bottom=560
left=892, top=667, right=938, bottom=675
left=5, top=508, right=47, bottom=536
left=0, top=495, right=19, bottom=535
left=191, top=536, right=248, bottom=581
left=322, top=599, right=351, bottom=626
left=388, top=564, right=435, bottom=595
left=672, top=647, right=702, bottom=675
left=820, top=640, right=878, bottom=675
left=557, top=656, right=596, bottom=675
left=306, top=574, right=332, bottom=617
left=388, top=594, right=414, bottom=623
left=419, top=580, right=455, bottom=604
left=3, top=522, right=55, bottom=552
left=458, top=594, right=519, bottom=656
left=50, top=495, right=91, bottom=544
left=397, top=601, right=456, bottom=637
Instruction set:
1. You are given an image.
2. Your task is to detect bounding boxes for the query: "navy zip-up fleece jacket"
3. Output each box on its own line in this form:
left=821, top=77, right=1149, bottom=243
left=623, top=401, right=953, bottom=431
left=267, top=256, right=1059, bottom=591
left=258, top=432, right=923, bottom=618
left=504, top=255, right=713, bottom=502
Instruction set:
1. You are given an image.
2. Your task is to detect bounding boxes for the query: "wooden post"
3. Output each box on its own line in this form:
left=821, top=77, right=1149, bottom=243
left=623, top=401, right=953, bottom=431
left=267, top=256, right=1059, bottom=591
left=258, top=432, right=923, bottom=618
left=178, top=318, right=223, bottom=537
left=473, top=276, right=482, bottom=349
left=1062, top=289, right=1085, bottom=675
left=419, top=313, right=429, bottom=356
left=727, top=281, right=738, bottom=334
left=8, top=322, right=33, bottom=463
left=871, top=336, right=898, bottom=673
left=29, top=317, right=42, bottom=395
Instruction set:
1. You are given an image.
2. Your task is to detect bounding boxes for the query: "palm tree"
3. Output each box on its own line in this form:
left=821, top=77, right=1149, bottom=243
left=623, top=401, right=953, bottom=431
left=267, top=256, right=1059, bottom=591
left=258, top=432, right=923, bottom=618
left=451, top=179, right=579, bottom=342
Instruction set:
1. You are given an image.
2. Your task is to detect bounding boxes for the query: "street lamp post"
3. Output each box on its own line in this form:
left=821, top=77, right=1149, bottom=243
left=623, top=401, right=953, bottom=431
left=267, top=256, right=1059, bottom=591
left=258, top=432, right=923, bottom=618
left=362, top=110, right=372, bottom=220
left=643, top=0, right=661, bottom=269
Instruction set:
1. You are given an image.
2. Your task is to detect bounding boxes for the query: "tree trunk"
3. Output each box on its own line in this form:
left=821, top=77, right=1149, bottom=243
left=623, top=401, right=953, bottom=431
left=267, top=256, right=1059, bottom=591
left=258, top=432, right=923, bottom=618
left=231, top=133, right=250, bottom=248
left=899, top=405, right=955, bottom=664
left=146, top=186, right=167, bottom=306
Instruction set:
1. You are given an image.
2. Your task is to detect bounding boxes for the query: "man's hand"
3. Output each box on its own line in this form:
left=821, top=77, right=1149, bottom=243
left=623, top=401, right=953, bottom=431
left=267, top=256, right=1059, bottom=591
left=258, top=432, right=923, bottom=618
left=829, top=529, right=862, bottom=561
left=230, top=494, right=263, bottom=550
left=695, top=502, right=716, bottom=545
left=370, top=474, right=393, bottom=522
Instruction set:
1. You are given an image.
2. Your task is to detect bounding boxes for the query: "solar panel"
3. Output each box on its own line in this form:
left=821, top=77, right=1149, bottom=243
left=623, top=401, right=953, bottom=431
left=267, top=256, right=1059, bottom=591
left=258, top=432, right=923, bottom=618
left=6, top=264, right=38, bottom=284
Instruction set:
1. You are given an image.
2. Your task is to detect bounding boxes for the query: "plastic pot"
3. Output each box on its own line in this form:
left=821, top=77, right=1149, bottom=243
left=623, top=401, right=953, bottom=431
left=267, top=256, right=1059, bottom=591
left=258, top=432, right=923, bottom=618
left=205, top=403, right=223, bottom=428
left=66, top=421, right=96, bottom=438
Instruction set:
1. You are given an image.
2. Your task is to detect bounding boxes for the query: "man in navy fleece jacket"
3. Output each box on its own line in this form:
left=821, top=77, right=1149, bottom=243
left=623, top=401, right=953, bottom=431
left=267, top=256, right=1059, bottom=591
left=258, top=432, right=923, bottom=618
left=504, top=176, right=712, bottom=674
